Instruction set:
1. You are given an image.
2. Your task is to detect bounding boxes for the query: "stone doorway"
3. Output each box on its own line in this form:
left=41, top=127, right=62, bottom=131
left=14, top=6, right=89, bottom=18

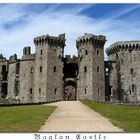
left=64, top=79, right=77, bottom=101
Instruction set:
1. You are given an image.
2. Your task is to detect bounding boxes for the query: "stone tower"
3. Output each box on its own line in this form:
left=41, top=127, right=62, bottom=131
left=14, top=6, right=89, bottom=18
left=19, top=46, right=35, bottom=103
left=76, top=33, right=106, bottom=102
left=106, top=41, right=140, bottom=103
left=33, top=34, right=65, bottom=103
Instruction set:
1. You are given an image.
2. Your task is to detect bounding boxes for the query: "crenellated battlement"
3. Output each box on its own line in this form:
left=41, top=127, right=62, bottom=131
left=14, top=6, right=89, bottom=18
left=76, top=33, right=106, bottom=48
left=106, top=41, right=140, bottom=56
left=34, top=33, right=65, bottom=48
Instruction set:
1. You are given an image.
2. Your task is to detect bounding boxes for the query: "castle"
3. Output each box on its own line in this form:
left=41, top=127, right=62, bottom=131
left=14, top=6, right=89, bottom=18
left=0, top=33, right=140, bottom=103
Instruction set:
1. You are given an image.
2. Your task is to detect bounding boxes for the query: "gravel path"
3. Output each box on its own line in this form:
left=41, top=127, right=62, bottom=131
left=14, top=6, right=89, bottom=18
left=39, top=101, right=123, bottom=132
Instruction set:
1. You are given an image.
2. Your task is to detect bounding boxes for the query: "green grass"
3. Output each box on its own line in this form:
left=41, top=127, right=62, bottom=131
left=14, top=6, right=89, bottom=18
left=0, top=105, right=56, bottom=132
left=81, top=100, right=140, bottom=132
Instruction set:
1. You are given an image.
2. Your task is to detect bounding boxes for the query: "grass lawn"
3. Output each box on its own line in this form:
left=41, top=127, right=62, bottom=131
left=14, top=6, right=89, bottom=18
left=0, top=105, right=56, bottom=132
left=81, top=100, right=140, bottom=132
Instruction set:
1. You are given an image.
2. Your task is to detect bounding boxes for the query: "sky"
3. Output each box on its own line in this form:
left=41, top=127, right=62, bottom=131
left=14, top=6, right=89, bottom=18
left=0, top=4, right=140, bottom=59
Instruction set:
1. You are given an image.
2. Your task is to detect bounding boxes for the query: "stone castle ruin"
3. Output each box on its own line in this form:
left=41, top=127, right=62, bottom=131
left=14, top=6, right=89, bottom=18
left=0, top=33, right=140, bottom=103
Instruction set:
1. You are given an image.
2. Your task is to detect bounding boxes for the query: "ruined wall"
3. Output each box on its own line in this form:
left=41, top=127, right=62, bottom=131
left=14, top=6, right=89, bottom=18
left=8, top=54, right=20, bottom=99
left=19, top=47, right=35, bottom=103
left=77, top=33, right=106, bottom=102
left=0, top=54, right=8, bottom=98
left=106, top=41, right=140, bottom=103
left=34, top=34, right=65, bottom=103
left=4, top=33, right=140, bottom=104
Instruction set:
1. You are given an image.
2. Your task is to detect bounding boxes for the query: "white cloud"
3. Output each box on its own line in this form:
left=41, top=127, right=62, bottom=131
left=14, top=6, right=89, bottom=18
left=0, top=4, right=140, bottom=60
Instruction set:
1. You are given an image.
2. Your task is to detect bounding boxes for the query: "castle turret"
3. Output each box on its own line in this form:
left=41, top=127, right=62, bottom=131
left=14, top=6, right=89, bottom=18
left=106, top=41, right=140, bottom=103
left=33, top=33, right=65, bottom=103
left=77, top=33, right=106, bottom=102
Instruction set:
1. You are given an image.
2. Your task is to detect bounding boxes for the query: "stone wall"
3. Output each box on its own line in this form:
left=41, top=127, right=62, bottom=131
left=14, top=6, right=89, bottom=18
left=8, top=54, right=19, bottom=99
left=0, top=54, right=8, bottom=98
left=19, top=47, right=35, bottom=103
left=34, top=34, right=65, bottom=103
left=2, top=33, right=140, bottom=104
left=77, top=33, right=106, bottom=102
left=106, top=41, right=140, bottom=102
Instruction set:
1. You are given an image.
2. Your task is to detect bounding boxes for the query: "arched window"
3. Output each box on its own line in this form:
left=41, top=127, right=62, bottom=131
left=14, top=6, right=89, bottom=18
left=85, top=88, right=87, bottom=94
left=85, top=50, right=88, bottom=55
left=84, top=66, right=87, bottom=72
left=39, top=88, right=41, bottom=94
left=40, top=66, right=42, bottom=72
left=131, top=68, right=133, bottom=74
left=54, top=88, right=57, bottom=95
left=54, top=66, right=56, bottom=72
left=31, top=67, right=33, bottom=73
left=30, top=88, right=32, bottom=94
left=40, top=50, right=43, bottom=55
left=97, top=66, right=99, bottom=72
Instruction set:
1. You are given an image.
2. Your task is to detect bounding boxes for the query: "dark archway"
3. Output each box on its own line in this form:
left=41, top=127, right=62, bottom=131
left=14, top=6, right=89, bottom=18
left=63, top=56, right=78, bottom=101
left=64, top=79, right=77, bottom=101
left=1, top=83, right=8, bottom=98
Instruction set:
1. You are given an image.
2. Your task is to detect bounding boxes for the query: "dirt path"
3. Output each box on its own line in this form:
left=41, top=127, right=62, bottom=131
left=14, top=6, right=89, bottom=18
left=39, top=101, right=123, bottom=132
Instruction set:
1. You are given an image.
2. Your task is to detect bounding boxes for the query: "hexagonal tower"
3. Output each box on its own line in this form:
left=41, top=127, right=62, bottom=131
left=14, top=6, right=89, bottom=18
left=76, top=33, right=106, bottom=102
left=34, top=33, right=65, bottom=103
left=106, top=41, right=140, bottom=103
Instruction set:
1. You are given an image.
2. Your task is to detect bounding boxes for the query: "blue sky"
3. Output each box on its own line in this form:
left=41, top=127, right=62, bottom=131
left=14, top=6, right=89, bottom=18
left=0, top=4, right=140, bottom=59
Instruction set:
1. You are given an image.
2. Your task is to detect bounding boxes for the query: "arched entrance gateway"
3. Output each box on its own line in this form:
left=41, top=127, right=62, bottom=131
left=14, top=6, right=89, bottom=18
left=64, top=78, right=77, bottom=100
left=63, top=55, right=78, bottom=101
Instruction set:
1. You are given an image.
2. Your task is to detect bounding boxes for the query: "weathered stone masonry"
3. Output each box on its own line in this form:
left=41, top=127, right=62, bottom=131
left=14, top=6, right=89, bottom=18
left=33, top=34, right=65, bottom=103
left=76, top=33, right=106, bottom=102
left=0, top=54, right=8, bottom=99
left=1, top=33, right=140, bottom=103
left=106, top=41, right=140, bottom=103
left=1, top=33, right=65, bottom=103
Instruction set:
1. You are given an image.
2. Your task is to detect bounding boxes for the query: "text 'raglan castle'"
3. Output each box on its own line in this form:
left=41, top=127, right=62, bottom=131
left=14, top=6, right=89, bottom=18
left=0, top=33, right=140, bottom=104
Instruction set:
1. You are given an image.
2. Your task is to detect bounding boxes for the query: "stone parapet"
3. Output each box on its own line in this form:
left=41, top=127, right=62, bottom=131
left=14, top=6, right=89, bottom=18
left=34, top=33, right=65, bottom=47
left=21, top=54, right=35, bottom=61
left=76, top=33, right=106, bottom=48
left=106, top=41, right=140, bottom=56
